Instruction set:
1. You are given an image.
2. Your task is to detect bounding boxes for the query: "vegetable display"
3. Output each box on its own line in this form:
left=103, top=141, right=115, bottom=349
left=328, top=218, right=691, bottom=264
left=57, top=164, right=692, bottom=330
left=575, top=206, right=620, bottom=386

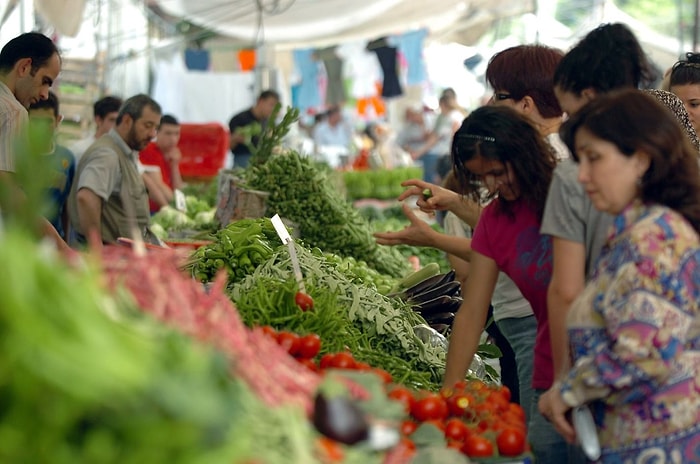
left=244, top=151, right=411, bottom=278
left=186, top=217, right=283, bottom=284
left=229, top=243, right=447, bottom=390
left=0, top=230, right=300, bottom=463
left=342, top=167, right=422, bottom=201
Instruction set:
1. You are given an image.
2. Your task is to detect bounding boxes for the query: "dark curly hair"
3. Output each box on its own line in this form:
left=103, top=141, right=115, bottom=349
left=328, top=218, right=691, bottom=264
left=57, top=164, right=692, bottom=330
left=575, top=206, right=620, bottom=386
left=451, top=105, right=556, bottom=220
left=560, top=89, right=700, bottom=233
left=554, top=23, right=657, bottom=95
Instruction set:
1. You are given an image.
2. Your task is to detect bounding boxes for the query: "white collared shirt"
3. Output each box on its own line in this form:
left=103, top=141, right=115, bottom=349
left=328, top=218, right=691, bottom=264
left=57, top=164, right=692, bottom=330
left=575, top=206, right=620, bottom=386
left=0, top=81, right=28, bottom=173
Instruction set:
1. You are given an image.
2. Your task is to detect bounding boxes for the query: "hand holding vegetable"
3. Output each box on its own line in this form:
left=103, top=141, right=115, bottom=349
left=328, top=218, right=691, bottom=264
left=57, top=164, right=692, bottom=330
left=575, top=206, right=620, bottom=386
left=397, top=179, right=460, bottom=214
left=373, top=203, right=441, bottom=247
left=398, top=179, right=482, bottom=229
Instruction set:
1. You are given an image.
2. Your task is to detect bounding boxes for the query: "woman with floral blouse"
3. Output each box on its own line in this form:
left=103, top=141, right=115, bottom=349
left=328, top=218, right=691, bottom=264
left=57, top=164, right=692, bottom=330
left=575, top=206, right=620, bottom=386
left=542, top=89, right=700, bottom=462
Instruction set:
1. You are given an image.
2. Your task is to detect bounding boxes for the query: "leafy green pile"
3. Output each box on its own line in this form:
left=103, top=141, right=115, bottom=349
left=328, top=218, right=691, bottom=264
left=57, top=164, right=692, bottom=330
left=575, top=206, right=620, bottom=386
left=245, top=151, right=410, bottom=278
left=229, top=243, right=446, bottom=390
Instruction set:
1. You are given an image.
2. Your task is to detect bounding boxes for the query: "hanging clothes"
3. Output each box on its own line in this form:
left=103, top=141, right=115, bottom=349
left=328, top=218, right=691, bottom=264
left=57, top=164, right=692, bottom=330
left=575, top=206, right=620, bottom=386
left=336, top=41, right=381, bottom=100
left=314, top=46, right=346, bottom=106
left=292, top=48, right=323, bottom=112
left=184, top=48, right=210, bottom=71
left=367, top=37, right=403, bottom=98
left=390, top=28, right=429, bottom=86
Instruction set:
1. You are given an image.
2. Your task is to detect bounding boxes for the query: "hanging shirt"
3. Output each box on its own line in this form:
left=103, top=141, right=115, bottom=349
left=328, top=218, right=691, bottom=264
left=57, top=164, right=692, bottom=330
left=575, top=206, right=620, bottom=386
left=315, top=46, right=346, bottom=106
left=367, top=37, right=403, bottom=98
left=390, top=28, right=429, bottom=85
left=337, top=42, right=382, bottom=99
left=184, top=48, right=210, bottom=71
left=292, top=48, right=322, bottom=111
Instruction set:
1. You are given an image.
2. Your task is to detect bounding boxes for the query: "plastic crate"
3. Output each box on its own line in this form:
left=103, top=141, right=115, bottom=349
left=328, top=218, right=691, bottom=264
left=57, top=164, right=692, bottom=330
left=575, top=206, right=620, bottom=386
left=178, top=123, right=229, bottom=180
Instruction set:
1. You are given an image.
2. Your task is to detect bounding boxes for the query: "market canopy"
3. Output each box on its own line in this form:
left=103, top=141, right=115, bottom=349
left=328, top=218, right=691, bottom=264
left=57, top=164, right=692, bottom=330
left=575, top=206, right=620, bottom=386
left=155, top=0, right=536, bottom=49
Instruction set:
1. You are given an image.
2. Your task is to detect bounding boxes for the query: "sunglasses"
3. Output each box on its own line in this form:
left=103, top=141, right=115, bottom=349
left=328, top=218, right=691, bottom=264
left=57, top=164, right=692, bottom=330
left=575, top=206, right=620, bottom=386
left=493, top=92, right=514, bottom=101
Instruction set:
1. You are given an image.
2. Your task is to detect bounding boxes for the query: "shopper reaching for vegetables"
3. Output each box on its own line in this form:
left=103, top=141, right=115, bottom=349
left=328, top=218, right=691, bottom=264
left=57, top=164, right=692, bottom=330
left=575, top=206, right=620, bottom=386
left=394, top=177, right=481, bottom=228
left=376, top=105, right=558, bottom=461
left=373, top=178, right=480, bottom=259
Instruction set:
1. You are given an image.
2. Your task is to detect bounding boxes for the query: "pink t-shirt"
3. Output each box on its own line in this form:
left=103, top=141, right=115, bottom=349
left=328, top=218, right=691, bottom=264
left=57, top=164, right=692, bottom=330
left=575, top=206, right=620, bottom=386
left=471, top=199, right=554, bottom=390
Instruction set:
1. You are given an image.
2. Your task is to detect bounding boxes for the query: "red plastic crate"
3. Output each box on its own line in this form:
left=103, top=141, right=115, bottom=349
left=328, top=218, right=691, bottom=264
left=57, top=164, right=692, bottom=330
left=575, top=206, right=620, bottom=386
left=178, top=123, right=229, bottom=180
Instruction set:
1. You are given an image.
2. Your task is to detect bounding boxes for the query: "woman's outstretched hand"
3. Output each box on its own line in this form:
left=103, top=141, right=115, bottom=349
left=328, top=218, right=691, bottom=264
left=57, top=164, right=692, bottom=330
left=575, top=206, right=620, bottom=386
left=373, top=202, right=440, bottom=247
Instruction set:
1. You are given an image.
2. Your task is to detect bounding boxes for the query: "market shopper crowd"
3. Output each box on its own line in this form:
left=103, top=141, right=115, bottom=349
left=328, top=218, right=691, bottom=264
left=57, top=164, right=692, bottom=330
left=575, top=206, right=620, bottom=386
left=375, top=22, right=700, bottom=464
left=3, top=23, right=700, bottom=463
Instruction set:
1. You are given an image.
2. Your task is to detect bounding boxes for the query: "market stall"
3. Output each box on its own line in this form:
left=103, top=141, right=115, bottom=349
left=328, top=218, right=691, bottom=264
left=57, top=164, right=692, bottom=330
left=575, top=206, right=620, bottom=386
left=1, top=106, right=532, bottom=463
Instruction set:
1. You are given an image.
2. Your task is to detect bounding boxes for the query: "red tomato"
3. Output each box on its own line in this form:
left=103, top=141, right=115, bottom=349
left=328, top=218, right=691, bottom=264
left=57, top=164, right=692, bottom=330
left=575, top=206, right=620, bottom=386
left=444, top=418, right=470, bottom=442
left=498, top=385, right=512, bottom=402
left=452, top=380, right=468, bottom=391
left=372, top=367, right=393, bottom=384
left=354, top=361, right=372, bottom=371
left=508, top=403, right=526, bottom=422
left=297, top=334, right=321, bottom=359
left=461, top=434, right=494, bottom=458
left=496, top=428, right=526, bottom=457
left=388, top=386, right=416, bottom=414
left=400, top=419, right=418, bottom=436
left=261, top=325, right=277, bottom=338
left=298, top=358, right=319, bottom=372
left=294, top=291, right=314, bottom=311
left=400, top=436, right=416, bottom=451
left=276, top=331, right=300, bottom=356
left=316, top=436, right=344, bottom=462
left=446, top=392, right=473, bottom=417
left=410, top=394, right=448, bottom=422
left=446, top=439, right=464, bottom=451
left=329, top=352, right=356, bottom=370
left=319, top=353, right=335, bottom=369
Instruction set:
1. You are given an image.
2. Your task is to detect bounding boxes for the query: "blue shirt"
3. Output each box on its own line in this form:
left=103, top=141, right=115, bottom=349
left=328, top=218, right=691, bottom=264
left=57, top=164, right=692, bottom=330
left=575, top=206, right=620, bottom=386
left=43, top=144, right=76, bottom=239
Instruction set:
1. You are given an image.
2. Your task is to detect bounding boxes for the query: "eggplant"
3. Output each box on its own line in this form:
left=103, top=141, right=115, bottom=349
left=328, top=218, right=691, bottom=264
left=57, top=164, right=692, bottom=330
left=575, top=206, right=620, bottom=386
left=423, top=311, right=455, bottom=325
left=408, top=280, right=461, bottom=305
left=414, top=295, right=453, bottom=315
left=313, top=392, right=369, bottom=445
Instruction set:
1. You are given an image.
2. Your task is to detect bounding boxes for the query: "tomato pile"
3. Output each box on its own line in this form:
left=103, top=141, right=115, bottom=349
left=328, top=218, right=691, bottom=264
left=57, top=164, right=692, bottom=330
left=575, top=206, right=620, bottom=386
left=390, top=380, right=529, bottom=459
left=261, top=326, right=530, bottom=461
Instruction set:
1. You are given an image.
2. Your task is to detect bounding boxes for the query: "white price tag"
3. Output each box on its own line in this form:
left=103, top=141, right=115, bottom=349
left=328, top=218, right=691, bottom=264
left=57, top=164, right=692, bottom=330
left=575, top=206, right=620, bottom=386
left=174, top=189, right=186, bottom=212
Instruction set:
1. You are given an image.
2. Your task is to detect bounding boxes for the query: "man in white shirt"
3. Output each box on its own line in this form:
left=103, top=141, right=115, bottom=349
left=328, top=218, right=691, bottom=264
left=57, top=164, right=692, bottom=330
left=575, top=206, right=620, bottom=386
left=0, top=32, right=68, bottom=251
left=313, top=106, right=353, bottom=167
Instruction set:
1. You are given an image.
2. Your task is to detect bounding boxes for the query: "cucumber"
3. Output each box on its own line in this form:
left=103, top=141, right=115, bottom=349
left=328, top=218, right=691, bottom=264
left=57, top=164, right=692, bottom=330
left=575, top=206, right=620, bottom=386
left=396, top=262, right=441, bottom=291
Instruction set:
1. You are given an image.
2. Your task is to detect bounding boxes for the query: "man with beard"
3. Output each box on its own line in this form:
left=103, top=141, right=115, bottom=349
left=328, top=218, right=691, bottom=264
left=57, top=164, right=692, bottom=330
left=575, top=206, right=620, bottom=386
left=69, top=94, right=161, bottom=245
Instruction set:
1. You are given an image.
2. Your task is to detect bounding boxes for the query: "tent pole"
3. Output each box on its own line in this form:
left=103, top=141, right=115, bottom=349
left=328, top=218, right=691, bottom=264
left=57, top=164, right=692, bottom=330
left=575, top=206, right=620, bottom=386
left=694, top=0, right=699, bottom=52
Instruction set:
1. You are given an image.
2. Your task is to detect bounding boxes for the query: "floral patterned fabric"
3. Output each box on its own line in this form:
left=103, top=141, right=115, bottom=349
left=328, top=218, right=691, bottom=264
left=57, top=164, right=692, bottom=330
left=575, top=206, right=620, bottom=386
left=561, top=200, right=700, bottom=463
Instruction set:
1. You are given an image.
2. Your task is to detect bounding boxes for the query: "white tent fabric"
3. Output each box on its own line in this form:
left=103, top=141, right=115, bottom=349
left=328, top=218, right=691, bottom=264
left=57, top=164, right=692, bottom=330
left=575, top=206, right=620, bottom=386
left=34, top=0, right=86, bottom=36
left=0, top=0, right=87, bottom=37
left=156, top=0, right=535, bottom=49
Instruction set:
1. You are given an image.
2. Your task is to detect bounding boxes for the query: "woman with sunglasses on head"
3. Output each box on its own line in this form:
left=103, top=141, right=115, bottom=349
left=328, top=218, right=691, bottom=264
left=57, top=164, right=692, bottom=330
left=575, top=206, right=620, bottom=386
left=669, top=52, right=700, bottom=135
left=545, top=88, right=700, bottom=463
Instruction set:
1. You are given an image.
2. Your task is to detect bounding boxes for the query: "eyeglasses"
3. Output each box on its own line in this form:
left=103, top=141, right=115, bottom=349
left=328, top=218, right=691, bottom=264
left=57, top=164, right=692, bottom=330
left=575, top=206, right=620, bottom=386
left=493, top=92, right=513, bottom=101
